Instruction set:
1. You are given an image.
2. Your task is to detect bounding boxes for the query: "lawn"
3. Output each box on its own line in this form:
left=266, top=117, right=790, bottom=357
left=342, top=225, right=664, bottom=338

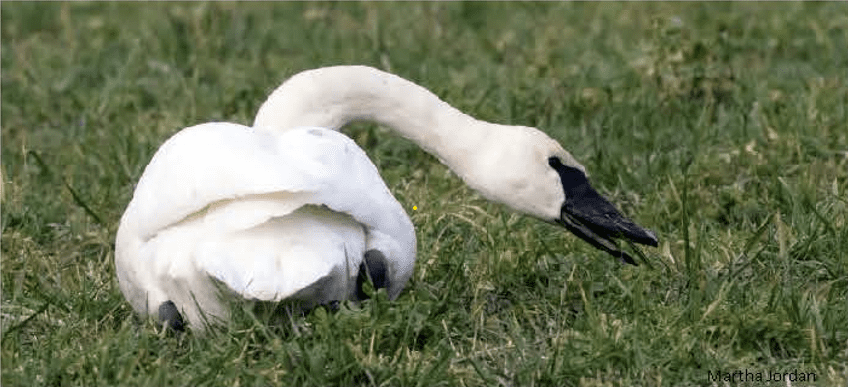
left=2, top=2, right=846, bottom=386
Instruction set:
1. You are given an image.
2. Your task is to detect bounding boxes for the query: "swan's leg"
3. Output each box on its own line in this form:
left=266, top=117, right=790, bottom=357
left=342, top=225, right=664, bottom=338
left=158, top=300, right=185, bottom=332
left=322, top=300, right=341, bottom=312
left=356, top=249, right=389, bottom=299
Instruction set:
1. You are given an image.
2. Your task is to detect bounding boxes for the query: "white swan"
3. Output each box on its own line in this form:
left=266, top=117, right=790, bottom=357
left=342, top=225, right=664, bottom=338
left=116, top=65, right=657, bottom=330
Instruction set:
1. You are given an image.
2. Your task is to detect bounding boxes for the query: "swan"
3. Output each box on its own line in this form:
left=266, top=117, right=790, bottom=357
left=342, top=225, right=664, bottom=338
left=116, top=65, right=657, bottom=331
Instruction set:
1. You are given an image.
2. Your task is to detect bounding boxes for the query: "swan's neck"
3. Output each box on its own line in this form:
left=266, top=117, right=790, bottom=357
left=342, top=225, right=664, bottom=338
left=253, top=66, right=486, bottom=170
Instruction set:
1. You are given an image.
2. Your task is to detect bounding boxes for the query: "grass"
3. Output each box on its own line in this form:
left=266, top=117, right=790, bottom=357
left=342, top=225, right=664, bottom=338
left=2, top=2, right=847, bottom=386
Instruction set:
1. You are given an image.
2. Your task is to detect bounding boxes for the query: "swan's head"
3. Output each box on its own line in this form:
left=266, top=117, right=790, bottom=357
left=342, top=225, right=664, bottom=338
left=464, top=125, right=658, bottom=264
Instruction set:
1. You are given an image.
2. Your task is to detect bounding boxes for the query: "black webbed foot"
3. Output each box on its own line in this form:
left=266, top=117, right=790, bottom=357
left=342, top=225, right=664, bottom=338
left=356, top=249, right=389, bottom=299
left=158, top=300, right=185, bottom=332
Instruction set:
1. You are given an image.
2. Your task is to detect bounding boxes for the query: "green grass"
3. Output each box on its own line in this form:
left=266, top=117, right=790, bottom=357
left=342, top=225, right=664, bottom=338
left=2, top=2, right=847, bottom=386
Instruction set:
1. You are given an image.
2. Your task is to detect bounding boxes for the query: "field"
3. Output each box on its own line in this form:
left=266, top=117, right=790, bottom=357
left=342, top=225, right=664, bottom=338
left=2, top=3, right=847, bottom=386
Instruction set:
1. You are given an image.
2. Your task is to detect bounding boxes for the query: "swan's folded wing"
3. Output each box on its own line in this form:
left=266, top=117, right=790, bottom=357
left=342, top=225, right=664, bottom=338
left=128, top=123, right=410, bottom=243
left=128, top=123, right=326, bottom=240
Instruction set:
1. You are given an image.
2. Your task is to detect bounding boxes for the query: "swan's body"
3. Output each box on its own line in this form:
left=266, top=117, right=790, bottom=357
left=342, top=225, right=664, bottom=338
left=116, top=65, right=657, bottom=330
left=116, top=124, right=413, bottom=327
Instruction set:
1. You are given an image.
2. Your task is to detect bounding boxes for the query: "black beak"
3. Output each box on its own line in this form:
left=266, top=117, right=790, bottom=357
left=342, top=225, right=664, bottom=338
left=549, top=157, right=658, bottom=265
